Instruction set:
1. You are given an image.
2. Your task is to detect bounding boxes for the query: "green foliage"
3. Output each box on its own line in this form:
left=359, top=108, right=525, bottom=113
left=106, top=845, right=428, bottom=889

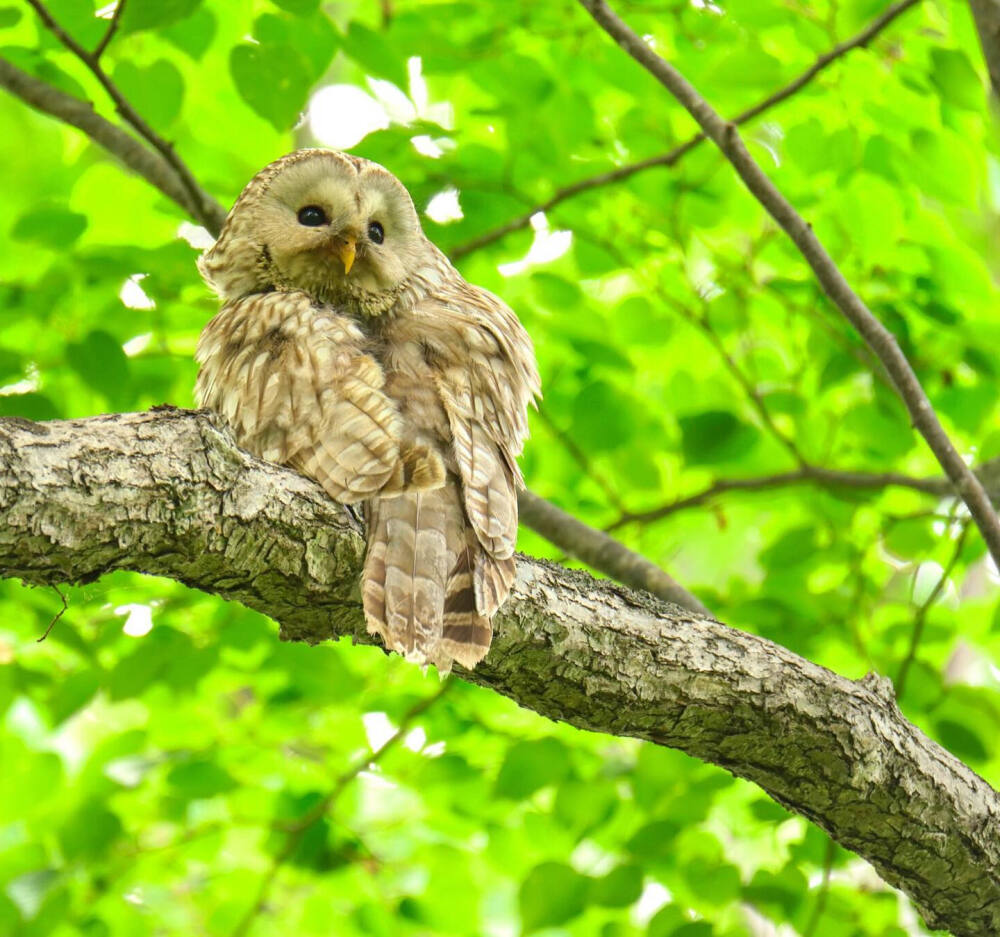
left=1, top=0, right=999, bottom=935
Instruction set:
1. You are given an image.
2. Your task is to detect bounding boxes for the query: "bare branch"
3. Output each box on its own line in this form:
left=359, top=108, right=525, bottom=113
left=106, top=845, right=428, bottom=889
left=1, top=408, right=998, bottom=937
left=577, top=0, right=1000, bottom=572
left=451, top=0, right=920, bottom=259
left=970, top=0, right=1000, bottom=99
left=896, top=520, right=971, bottom=698
left=92, top=0, right=126, bottom=60
left=0, top=57, right=224, bottom=230
left=25, top=0, right=217, bottom=230
left=606, top=465, right=957, bottom=532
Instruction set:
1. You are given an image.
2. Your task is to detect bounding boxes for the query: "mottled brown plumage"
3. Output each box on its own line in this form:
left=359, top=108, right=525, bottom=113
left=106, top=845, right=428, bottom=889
left=195, top=149, right=539, bottom=672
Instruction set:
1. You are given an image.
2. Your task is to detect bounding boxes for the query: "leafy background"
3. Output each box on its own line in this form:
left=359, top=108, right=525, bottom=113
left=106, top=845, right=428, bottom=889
left=1, top=0, right=998, bottom=934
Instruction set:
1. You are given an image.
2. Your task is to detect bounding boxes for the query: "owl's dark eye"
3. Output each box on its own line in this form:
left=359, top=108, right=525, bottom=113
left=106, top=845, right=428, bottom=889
left=297, top=205, right=327, bottom=226
left=368, top=221, right=384, bottom=244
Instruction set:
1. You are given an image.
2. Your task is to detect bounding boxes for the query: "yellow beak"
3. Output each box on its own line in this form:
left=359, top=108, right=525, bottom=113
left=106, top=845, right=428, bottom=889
left=335, top=236, right=356, bottom=275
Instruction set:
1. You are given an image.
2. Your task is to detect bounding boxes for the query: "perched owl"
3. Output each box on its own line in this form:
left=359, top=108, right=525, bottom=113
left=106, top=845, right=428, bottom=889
left=194, top=149, right=540, bottom=672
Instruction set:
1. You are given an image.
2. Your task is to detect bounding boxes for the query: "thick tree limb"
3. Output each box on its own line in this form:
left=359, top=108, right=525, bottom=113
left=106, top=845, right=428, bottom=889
left=1, top=409, right=998, bottom=937
left=970, top=0, right=1000, bottom=99
left=578, top=0, right=1000, bottom=575
left=450, top=0, right=920, bottom=259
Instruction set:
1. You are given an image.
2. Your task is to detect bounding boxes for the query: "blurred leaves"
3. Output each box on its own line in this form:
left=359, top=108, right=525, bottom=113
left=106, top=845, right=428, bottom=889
left=1, top=0, right=1000, bottom=935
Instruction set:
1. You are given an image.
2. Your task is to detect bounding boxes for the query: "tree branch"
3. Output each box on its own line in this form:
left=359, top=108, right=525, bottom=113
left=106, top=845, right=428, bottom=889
left=970, top=0, right=1000, bottom=99
left=230, top=680, right=452, bottom=937
left=606, top=464, right=959, bottom=532
left=0, top=57, right=224, bottom=230
left=92, top=0, right=126, bottom=61
left=25, top=0, right=217, bottom=229
left=577, top=0, right=1000, bottom=574
left=450, top=0, right=920, bottom=259
left=0, top=408, right=998, bottom=937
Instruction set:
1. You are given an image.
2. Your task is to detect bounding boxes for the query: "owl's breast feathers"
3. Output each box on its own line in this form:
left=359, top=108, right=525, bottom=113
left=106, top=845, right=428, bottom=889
left=195, top=273, right=538, bottom=672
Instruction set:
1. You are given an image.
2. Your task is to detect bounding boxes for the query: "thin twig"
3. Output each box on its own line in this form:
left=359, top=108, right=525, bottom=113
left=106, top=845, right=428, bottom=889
left=896, top=521, right=971, bottom=698
left=37, top=584, right=67, bottom=641
left=803, top=839, right=837, bottom=937
left=578, top=0, right=1000, bottom=571
left=25, top=0, right=213, bottom=228
left=451, top=0, right=920, bottom=259
left=229, top=680, right=452, bottom=937
left=606, top=466, right=953, bottom=533
left=535, top=405, right=629, bottom=514
left=0, top=58, right=224, bottom=230
left=92, top=0, right=126, bottom=60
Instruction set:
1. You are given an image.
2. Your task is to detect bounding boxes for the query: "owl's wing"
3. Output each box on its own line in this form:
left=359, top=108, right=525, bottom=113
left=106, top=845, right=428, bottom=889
left=196, top=291, right=404, bottom=503
left=416, top=279, right=540, bottom=612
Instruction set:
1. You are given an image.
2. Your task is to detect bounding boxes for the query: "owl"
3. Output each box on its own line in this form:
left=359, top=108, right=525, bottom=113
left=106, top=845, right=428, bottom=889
left=194, top=149, right=540, bottom=672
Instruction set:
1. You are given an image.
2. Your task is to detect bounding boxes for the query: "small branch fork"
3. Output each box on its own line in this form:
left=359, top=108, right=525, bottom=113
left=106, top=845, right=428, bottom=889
left=25, top=0, right=214, bottom=227
left=576, top=0, right=1000, bottom=573
left=450, top=0, right=921, bottom=259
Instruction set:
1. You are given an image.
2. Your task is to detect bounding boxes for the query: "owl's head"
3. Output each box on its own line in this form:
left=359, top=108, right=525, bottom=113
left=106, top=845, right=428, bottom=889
left=199, top=149, right=430, bottom=312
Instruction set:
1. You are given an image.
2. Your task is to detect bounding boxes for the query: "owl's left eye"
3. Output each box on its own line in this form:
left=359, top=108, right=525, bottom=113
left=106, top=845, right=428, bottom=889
left=368, top=221, right=385, bottom=244
left=297, top=205, right=328, bottom=226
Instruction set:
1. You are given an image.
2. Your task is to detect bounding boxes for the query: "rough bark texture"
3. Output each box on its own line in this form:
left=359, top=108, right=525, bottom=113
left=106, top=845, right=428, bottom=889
left=1, top=409, right=999, bottom=937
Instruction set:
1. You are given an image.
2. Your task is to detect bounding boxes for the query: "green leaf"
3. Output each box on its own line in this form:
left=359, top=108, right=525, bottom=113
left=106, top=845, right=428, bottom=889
left=519, top=862, right=588, bottom=933
left=12, top=206, right=87, bottom=248
left=270, top=0, right=321, bottom=17
left=111, top=60, right=185, bottom=128
left=161, top=6, right=216, bottom=58
left=121, top=0, right=202, bottom=32
left=495, top=737, right=572, bottom=799
left=167, top=759, right=238, bottom=799
left=59, top=801, right=123, bottom=860
left=229, top=42, right=313, bottom=130
left=934, top=719, right=988, bottom=763
left=590, top=864, right=643, bottom=907
left=678, top=410, right=759, bottom=465
left=65, top=330, right=130, bottom=405
left=930, top=49, right=983, bottom=110
left=570, top=381, right=637, bottom=452
left=0, top=7, right=21, bottom=28
left=341, top=21, right=408, bottom=87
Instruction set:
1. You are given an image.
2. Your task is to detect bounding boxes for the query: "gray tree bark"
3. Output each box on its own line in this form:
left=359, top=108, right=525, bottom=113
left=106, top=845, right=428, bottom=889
left=970, top=0, right=1000, bottom=100
left=1, top=409, right=998, bottom=937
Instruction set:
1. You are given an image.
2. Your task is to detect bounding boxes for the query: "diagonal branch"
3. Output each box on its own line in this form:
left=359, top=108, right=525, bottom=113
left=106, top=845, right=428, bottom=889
left=25, top=0, right=216, bottom=228
left=92, top=0, right=126, bottom=61
left=450, top=0, right=920, bottom=259
left=577, top=0, right=1000, bottom=573
left=0, top=408, right=997, bottom=937
left=0, top=57, right=223, bottom=229
left=969, top=0, right=1000, bottom=99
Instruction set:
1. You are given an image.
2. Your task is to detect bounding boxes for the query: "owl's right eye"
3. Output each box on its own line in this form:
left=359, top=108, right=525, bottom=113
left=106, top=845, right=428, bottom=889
left=297, top=205, right=328, bottom=226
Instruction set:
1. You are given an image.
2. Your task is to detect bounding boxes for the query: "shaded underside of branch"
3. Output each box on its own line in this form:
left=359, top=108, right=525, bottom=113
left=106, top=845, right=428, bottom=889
left=0, top=409, right=998, bottom=937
